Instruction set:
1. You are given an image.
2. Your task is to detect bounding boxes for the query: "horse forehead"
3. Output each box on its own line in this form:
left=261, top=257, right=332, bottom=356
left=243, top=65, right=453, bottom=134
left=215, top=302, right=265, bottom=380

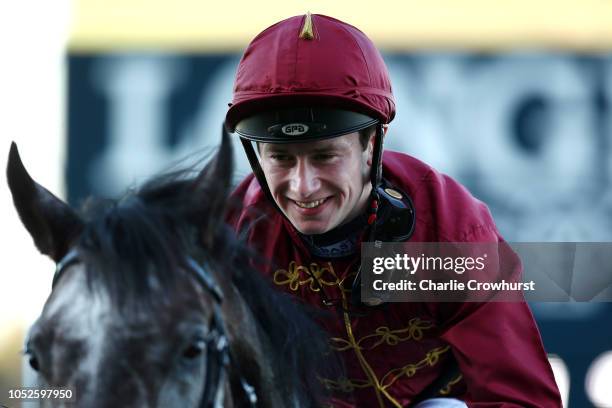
left=42, top=263, right=204, bottom=328
left=43, top=264, right=113, bottom=335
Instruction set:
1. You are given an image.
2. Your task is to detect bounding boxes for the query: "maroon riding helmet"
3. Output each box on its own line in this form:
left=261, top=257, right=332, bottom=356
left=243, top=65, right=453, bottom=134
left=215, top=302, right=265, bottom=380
left=225, top=13, right=396, bottom=225
left=226, top=13, right=395, bottom=140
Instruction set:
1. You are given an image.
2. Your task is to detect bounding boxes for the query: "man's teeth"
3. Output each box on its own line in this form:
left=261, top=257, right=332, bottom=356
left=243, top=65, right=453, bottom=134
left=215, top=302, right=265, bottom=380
left=295, top=198, right=326, bottom=208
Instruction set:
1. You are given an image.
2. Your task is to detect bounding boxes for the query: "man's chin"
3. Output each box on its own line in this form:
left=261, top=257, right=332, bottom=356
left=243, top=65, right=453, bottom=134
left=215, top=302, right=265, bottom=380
left=292, top=220, right=333, bottom=236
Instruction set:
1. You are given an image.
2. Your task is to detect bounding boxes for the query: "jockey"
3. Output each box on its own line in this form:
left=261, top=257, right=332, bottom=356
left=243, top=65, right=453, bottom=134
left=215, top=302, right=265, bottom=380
left=225, top=13, right=562, bottom=407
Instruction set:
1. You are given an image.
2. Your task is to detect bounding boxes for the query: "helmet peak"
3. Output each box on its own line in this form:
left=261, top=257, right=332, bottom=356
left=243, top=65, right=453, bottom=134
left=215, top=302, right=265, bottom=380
left=299, top=12, right=315, bottom=40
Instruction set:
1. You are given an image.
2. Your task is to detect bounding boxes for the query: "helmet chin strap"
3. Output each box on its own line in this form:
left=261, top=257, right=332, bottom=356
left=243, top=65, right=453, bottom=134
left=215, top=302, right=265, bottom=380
left=366, top=123, right=385, bottom=240
left=351, top=123, right=385, bottom=307
left=240, top=137, right=279, bottom=211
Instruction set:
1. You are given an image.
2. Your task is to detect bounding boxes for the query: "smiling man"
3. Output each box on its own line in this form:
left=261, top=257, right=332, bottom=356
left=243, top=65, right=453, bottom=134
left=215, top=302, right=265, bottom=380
left=258, top=130, right=373, bottom=235
left=225, top=13, right=562, bottom=407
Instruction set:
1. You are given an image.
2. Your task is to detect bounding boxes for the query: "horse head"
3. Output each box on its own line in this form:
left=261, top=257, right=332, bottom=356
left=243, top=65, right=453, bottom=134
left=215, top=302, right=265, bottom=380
left=7, top=130, right=333, bottom=407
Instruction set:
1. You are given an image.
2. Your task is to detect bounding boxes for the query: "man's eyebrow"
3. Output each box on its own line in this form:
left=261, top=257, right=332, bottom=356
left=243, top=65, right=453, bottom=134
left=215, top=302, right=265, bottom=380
left=265, top=145, right=289, bottom=153
left=263, top=144, right=338, bottom=154
left=312, top=145, right=338, bottom=153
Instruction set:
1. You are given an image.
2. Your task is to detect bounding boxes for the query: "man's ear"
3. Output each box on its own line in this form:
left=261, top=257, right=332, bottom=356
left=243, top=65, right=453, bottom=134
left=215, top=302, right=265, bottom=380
left=366, top=133, right=376, bottom=167
left=366, top=124, right=388, bottom=167
left=366, top=124, right=387, bottom=167
left=6, top=143, right=83, bottom=262
left=382, top=124, right=389, bottom=136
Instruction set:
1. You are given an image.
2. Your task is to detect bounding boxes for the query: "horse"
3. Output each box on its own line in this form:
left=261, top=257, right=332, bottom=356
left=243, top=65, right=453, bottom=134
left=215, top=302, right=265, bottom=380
left=6, top=130, right=336, bottom=407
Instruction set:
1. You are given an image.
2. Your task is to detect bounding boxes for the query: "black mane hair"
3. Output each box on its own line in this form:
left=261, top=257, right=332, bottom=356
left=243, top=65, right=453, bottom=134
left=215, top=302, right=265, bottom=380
left=73, top=160, right=338, bottom=405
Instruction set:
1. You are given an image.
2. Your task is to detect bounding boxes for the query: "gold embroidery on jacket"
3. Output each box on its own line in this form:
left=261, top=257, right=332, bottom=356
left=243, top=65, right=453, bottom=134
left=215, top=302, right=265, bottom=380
left=273, top=261, right=339, bottom=291
left=320, top=377, right=373, bottom=393
left=330, top=317, right=435, bottom=351
left=380, top=346, right=451, bottom=390
left=275, top=261, right=447, bottom=408
left=336, top=274, right=403, bottom=408
left=439, top=374, right=463, bottom=395
left=321, top=345, right=451, bottom=396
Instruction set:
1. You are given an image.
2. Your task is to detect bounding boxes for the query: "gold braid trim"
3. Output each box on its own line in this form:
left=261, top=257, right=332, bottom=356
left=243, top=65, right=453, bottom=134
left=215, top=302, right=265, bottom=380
left=275, top=261, right=445, bottom=408
left=336, top=274, right=401, bottom=408
left=330, top=317, right=435, bottom=352
left=439, top=374, right=463, bottom=395
left=321, top=345, right=451, bottom=397
left=380, top=346, right=451, bottom=390
left=273, top=261, right=339, bottom=291
left=320, top=376, right=373, bottom=393
left=339, top=299, right=394, bottom=407
left=319, top=346, right=452, bottom=407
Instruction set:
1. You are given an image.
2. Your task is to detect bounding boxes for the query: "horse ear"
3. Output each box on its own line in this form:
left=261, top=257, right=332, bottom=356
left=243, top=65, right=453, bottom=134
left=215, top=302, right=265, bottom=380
left=6, top=142, right=83, bottom=262
left=193, top=126, right=233, bottom=246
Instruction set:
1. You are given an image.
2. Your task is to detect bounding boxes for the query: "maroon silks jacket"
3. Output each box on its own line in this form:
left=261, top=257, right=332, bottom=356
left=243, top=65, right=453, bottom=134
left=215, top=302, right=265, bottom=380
left=226, top=150, right=562, bottom=408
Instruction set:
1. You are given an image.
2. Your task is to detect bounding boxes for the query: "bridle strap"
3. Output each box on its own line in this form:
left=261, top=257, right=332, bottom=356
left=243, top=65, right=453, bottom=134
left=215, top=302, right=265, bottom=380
left=199, top=304, right=230, bottom=408
left=198, top=303, right=258, bottom=408
left=186, top=258, right=257, bottom=408
left=52, top=249, right=80, bottom=288
left=186, top=258, right=224, bottom=303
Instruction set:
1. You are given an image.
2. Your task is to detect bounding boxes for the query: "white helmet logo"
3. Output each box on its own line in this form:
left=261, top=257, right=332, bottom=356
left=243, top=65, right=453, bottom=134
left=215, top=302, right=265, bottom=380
left=281, top=123, right=309, bottom=136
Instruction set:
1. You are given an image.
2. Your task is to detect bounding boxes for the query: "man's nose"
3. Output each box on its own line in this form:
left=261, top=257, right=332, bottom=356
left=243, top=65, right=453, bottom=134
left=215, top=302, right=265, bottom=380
left=290, top=158, right=321, bottom=198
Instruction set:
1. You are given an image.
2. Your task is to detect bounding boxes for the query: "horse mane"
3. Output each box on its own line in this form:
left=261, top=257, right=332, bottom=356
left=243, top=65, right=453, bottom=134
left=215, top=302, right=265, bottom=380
left=74, top=164, right=337, bottom=405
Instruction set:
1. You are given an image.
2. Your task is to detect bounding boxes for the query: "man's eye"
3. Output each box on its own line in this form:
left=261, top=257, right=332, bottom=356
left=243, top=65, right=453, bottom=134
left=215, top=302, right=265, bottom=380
left=271, top=154, right=292, bottom=161
left=314, top=154, right=335, bottom=161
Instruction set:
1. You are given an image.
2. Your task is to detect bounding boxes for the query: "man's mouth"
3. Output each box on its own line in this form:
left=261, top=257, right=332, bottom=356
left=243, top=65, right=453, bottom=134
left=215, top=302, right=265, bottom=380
left=293, top=197, right=328, bottom=209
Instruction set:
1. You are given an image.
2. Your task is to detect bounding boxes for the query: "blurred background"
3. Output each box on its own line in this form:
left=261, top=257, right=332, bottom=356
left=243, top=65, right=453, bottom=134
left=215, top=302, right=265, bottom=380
left=1, top=1, right=612, bottom=406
